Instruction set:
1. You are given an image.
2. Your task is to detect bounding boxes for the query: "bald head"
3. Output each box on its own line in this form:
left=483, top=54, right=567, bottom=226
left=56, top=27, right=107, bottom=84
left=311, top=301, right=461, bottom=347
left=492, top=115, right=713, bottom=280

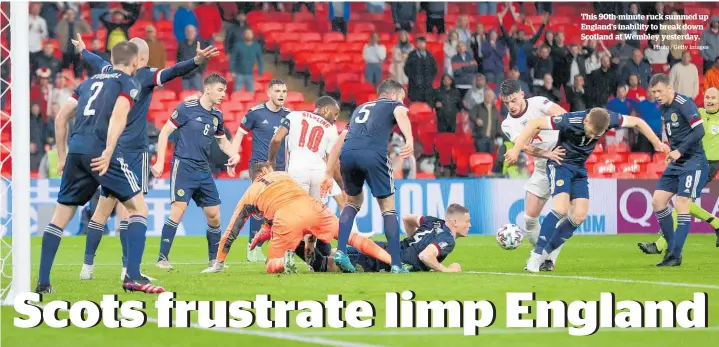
left=705, top=88, right=719, bottom=113
left=129, top=38, right=149, bottom=68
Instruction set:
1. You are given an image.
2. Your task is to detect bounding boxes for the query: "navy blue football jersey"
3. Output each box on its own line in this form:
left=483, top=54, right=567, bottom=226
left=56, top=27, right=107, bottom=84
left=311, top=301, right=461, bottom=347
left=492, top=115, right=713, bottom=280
left=549, top=110, right=625, bottom=167
left=343, top=98, right=406, bottom=154
left=170, top=99, right=226, bottom=171
left=86, top=51, right=199, bottom=153
left=401, top=216, right=456, bottom=271
left=661, top=93, right=707, bottom=168
left=68, top=69, right=139, bottom=156
left=238, top=103, right=291, bottom=169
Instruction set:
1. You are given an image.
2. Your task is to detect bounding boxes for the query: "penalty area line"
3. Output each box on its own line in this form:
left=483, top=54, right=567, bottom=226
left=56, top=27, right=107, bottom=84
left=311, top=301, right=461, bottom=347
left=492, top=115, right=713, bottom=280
left=466, top=271, right=719, bottom=290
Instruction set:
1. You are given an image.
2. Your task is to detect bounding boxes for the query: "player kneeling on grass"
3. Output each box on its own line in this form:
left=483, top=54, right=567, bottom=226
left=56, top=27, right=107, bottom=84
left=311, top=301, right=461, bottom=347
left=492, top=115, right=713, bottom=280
left=505, top=108, right=666, bottom=273
left=638, top=87, right=719, bottom=253
left=203, top=163, right=393, bottom=274
left=296, top=205, right=469, bottom=273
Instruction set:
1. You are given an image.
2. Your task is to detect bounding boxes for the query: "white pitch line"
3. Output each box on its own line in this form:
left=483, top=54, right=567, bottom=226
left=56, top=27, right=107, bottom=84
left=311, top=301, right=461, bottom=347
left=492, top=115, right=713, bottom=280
left=297, top=326, right=719, bottom=337
left=53, top=261, right=253, bottom=266
left=465, top=271, right=719, bottom=290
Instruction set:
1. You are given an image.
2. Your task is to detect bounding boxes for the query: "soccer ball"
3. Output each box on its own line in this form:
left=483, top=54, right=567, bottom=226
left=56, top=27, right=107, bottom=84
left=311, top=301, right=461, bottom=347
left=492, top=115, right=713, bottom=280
left=496, top=224, right=524, bottom=250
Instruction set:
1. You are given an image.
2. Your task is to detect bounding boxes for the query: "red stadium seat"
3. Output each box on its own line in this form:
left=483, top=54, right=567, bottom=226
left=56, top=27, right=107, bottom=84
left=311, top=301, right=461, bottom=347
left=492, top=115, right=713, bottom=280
left=286, top=91, right=305, bottom=103
left=231, top=91, right=254, bottom=103
left=613, top=172, right=636, bottom=179
left=627, top=152, right=651, bottom=164
left=592, top=163, right=616, bottom=177
left=617, top=162, right=640, bottom=173
left=598, top=152, right=626, bottom=164
left=153, top=90, right=176, bottom=102
left=469, top=153, right=493, bottom=175
left=647, top=163, right=666, bottom=175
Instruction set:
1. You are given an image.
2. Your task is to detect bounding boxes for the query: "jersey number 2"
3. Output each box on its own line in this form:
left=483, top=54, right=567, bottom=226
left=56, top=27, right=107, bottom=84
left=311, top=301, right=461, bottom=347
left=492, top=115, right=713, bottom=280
left=83, top=82, right=104, bottom=116
left=354, top=103, right=376, bottom=124
left=298, top=119, right=324, bottom=152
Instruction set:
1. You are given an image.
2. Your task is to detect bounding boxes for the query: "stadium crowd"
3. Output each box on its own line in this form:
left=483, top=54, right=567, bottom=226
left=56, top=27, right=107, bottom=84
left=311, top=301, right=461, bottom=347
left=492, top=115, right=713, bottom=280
left=3, top=1, right=719, bottom=179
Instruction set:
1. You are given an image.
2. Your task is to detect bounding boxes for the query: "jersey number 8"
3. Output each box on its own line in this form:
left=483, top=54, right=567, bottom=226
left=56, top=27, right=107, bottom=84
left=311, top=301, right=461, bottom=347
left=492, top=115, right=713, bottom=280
left=298, top=119, right=324, bottom=152
left=354, top=103, right=376, bottom=124
left=83, top=82, right=104, bottom=116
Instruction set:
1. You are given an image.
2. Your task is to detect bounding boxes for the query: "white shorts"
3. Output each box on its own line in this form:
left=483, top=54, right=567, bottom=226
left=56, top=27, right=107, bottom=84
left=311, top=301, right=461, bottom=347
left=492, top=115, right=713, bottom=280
left=289, top=169, right=342, bottom=202
left=524, top=162, right=550, bottom=200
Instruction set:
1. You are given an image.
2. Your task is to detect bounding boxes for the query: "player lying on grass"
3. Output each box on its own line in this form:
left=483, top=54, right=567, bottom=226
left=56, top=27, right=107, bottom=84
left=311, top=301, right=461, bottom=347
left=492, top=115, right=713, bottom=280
left=638, top=87, right=719, bottom=253
left=203, top=163, right=392, bottom=274
left=505, top=108, right=666, bottom=272
left=292, top=204, right=469, bottom=273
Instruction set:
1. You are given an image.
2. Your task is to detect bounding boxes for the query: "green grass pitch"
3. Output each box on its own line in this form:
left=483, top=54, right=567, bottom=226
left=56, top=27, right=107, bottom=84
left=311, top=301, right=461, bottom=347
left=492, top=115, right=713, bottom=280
left=2, top=234, right=719, bottom=346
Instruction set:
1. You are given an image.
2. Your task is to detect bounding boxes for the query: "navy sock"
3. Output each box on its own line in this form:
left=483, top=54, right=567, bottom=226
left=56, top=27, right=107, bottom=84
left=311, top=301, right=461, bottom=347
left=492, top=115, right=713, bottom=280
left=206, top=224, right=221, bottom=261
left=83, top=220, right=105, bottom=265
left=534, top=210, right=563, bottom=255
left=382, top=210, right=402, bottom=267
left=672, top=214, right=691, bottom=257
left=127, top=215, right=148, bottom=280
left=656, top=207, right=675, bottom=249
left=38, top=224, right=63, bottom=285
left=337, top=204, right=360, bottom=253
left=545, top=218, right=580, bottom=254
left=119, top=221, right=129, bottom=267
left=158, top=219, right=178, bottom=261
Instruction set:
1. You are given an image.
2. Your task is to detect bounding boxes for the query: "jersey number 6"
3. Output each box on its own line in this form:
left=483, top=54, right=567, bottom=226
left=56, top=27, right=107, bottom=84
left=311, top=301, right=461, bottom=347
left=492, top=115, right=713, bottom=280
left=83, top=82, right=104, bottom=116
left=354, top=102, right=376, bottom=124
left=298, top=119, right=324, bottom=153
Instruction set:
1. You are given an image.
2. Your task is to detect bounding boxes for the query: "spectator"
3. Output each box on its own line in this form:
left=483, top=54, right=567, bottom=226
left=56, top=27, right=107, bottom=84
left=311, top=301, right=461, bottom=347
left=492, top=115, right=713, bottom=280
left=433, top=75, right=461, bottom=133
left=669, top=51, right=699, bottom=99
left=661, top=10, right=686, bottom=66
left=262, top=3, right=285, bottom=12
left=367, top=2, right=385, bottom=14
left=634, top=90, right=662, bottom=153
left=101, top=9, right=138, bottom=52
left=329, top=2, right=350, bottom=36
left=89, top=2, right=110, bottom=31
left=646, top=2, right=666, bottom=37
left=229, top=28, right=262, bottom=92
left=543, top=30, right=555, bottom=47
left=463, top=74, right=489, bottom=110
left=621, top=49, right=651, bottom=88
left=605, top=84, right=635, bottom=146
left=566, top=75, right=588, bottom=112
left=363, top=33, right=387, bottom=86
left=391, top=2, right=416, bottom=32
left=173, top=4, right=199, bottom=42
left=389, top=134, right=417, bottom=179
left=83, top=38, right=111, bottom=76
left=404, top=37, right=437, bottom=103
left=454, top=15, right=472, bottom=45
left=626, top=73, right=647, bottom=102
left=551, top=32, right=570, bottom=91
left=145, top=25, right=167, bottom=69
left=390, top=30, right=413, bottom=85
left=535, top=2, right=552, bottom=15
left=566, top=43, right=590, bottom=88
left=29, top=3, right=48, bottom=60
left=153, top=2, right=172, bottom=21
left=477, top=2, right=497, bottom=15
left=56, top=9, right=91, bottom=78
left=218, top=4, right=249, bottom=55
left=610, top=35, right=635, bottom=70
left=586, top=55, right=618, bottom=108
left=505, top=66, right=531, bottom=96
left=30, top=68, right=54, bottom=120
left=500, top=12, right=548, bottom=86
left=480, top=29, right=506, bottom=84
left=177, top=25, right=206, bottom=91
left=533, top=73, right=561, bottom=102
left=49, top=75, right=72, bottom=116
left=469, top=23, right=486, bottom=71
left=532, top=45, right=553, bottom=86
left=706, top=57, right=719, bottom=91
left=469, top=88, right=500, bottom=153
left=584, top=39, right=609, bottom=74
left=30, top=102, right=49, bottom=171
left=443, top=30, right=459, bottom=75
left=194, top=2, right=222, bottom=42
left=40, top=3, right=61, bottom=38
left=32, top=43, right=62, bottom=82
left=292, top=2, right=316, bottom=14
left=644, top=38, right=669, bottom=68
left=618, top=3, right=642, bottom=48
left=451, top=42, right=478, bottom=99
left=425, top=2, right=446, bottom=35
left=699, top=17, right=719, bottom=74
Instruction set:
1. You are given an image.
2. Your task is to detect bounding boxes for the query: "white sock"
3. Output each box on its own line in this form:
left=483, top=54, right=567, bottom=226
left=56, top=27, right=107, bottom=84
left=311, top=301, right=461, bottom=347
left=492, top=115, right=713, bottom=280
left=549, top=244, right=563, bottom=264
left=524, top=215, right=540, bottom=246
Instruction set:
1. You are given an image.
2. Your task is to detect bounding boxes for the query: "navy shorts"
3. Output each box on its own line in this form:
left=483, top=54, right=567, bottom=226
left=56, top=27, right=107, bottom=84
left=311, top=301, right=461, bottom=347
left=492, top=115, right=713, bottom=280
left=347, top=241, right=391, bottom=273
left=57, top=153, right=142, bottom=205
left=656, top=164, right=709, bottom=199
left=340, top=150, right=394, bottom=198
left=101, top=151, right=151, bottom=197
left=546, top=162, right=589, bottom=200
left=169, top=159, right=221, bottom=207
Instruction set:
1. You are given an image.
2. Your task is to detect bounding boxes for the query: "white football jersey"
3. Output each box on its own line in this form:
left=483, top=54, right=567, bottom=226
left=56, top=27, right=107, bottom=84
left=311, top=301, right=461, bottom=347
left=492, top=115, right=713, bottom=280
left=501, top=96, right=560, bottom=153
left=285, top=111, right=339, bottom=171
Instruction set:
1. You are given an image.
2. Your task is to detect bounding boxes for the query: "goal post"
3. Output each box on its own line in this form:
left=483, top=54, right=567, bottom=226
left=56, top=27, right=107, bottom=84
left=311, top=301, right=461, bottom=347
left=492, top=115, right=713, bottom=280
left=1, top=1, right=31, bottom=305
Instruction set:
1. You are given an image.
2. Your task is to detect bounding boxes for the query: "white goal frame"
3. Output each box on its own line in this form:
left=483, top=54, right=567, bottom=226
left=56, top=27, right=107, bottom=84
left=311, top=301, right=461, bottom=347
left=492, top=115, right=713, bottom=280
left=1, top=1, right=31, bottom=305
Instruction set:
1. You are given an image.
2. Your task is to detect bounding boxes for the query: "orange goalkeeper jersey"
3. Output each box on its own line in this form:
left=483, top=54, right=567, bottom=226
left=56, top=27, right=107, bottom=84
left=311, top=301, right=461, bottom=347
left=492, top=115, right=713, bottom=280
left=233, top=171, right=311, bottom=224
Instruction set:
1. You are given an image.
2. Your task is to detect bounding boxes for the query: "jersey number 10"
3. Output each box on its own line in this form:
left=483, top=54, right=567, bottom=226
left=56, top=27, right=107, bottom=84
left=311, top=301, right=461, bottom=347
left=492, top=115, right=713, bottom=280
left=298, top=119, right=325, bottom=153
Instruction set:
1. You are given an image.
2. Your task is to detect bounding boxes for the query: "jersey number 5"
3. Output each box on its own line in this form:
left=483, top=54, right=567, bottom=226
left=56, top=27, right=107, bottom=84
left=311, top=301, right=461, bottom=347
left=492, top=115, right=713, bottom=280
left=354, top=103, right=376, bottom=124
left=83, top=82, right=104, bottom=116
left=298, top=119, right=325, bottom=153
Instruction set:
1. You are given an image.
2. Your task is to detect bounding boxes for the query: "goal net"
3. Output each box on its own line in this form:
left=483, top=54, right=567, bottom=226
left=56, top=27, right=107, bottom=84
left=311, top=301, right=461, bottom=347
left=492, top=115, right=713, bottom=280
left=1, top=1, right=31, bottom=305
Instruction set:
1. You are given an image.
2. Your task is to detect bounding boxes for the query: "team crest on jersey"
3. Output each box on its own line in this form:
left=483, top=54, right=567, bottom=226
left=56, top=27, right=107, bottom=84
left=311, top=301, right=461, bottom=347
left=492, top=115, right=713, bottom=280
left=553, top=116, right=562, bottom=123
left=171, top=110, right=178, bottom=119
left=241, top=116, right=248, bottom=124
left=671, top=113, right=678, bottom=122
left=130, top=89, right=139, bottom=99
left=213, top=117, right=219, bottom=127
left=556, top=179, right=564, bottom=187
left=177, top=189, right=185, bottom=197
left=438, top=242, right=448, bottom=249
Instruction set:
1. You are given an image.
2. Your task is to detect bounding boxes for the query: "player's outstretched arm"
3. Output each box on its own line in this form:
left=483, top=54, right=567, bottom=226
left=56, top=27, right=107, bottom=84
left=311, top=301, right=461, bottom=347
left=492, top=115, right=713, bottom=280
left=394, top=106, right=414, bottom=158
left=72, top=33, right=111, bottom=74
left=402, top=214, right=423, bottom=237
left=418, top=247, right=460, bottom=273
left=505, top=117, right=552, bottom=165
left=158, top=43, right=219, bottom=86
left=54, top=98, right=78, bottom=173
left=267, top=126, right=289, bottom=168
left=620, top=116, right=669, bottom=154
left=151, top=122, right=176, bottom=177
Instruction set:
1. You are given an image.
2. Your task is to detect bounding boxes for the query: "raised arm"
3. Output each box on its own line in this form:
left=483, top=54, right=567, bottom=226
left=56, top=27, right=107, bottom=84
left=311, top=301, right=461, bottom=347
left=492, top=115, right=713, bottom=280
left=402, top=214, right=423, bottom=236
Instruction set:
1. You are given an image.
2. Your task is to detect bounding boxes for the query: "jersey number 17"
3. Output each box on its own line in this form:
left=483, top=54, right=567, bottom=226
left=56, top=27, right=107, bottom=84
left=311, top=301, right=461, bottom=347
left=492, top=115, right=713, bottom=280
left=298, top=119, right=325, bottom=153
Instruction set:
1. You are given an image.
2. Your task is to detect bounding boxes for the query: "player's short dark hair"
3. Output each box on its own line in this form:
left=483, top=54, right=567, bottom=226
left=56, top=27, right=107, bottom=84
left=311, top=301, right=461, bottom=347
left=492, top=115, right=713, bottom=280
left=110, top=41, right=139, bottom=66
left=649, top=73, right=670, bottom=87
left=500, top=79, right=522, bottom=97
left=203, top=73, right=227, bottom=86
left=249, top=162, right=272, bottom=181
left=315, top=96, right=338, bottom=109
left=587, top=108, right=610, bottom=133
left=446, top=204, right=469, bottom=216
left=377, top=79, right=405, bottom=95
left=268, top=79, right=286, bottom=89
